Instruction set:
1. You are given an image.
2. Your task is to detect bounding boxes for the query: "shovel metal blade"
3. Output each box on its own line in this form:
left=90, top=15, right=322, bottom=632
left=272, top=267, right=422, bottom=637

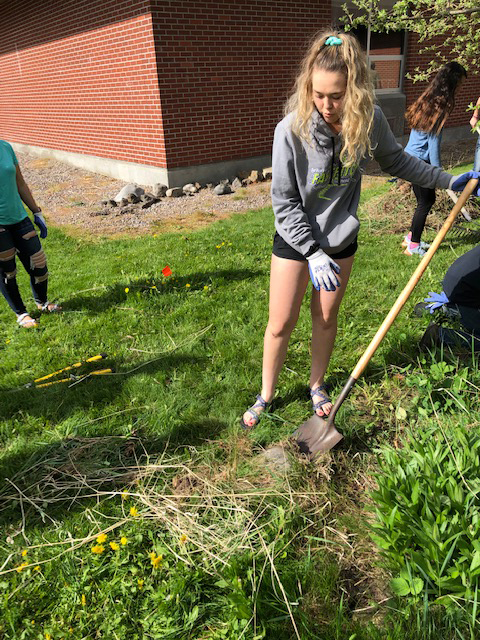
left=293, top=414, right=343, bottom=457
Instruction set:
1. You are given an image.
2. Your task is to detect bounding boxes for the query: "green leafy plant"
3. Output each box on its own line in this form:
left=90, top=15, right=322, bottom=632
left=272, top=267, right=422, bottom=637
left=370, top=424, right=480, bottom=615
left=404, top=359, right=470, bottom=417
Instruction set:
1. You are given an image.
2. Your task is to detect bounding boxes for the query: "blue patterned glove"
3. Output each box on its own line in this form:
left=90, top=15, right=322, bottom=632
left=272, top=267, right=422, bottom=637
left=306, top=249, right=341, bottom=292
left=424, top=291, right=449, bottom=313
left=450, top=171, right=480, bottom=196
left=34, top=212, right=48, bottom=239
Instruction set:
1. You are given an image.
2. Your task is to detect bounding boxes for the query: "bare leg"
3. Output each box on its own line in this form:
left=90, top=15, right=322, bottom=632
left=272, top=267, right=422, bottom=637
left=242, top=255, right=309, bottom=427
left=310, top=254, right=355, bottom=416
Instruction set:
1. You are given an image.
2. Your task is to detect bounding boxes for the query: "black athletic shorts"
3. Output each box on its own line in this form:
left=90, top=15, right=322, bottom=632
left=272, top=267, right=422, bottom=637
left=272, top=232, right=358, bottom=261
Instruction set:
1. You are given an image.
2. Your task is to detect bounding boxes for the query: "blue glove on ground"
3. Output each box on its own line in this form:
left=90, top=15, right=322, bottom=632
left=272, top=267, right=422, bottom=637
left=450, top=171, right=480, bottom=196
left=34, top=213, right=48, bottom=238
left=306, top=249, right=341, bottom=292
left=424, top=291, right=449, bottom=313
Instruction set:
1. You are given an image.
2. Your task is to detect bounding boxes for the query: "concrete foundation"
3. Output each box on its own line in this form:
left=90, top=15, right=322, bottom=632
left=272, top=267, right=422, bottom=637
left=10, top=142, right=272, bottom=188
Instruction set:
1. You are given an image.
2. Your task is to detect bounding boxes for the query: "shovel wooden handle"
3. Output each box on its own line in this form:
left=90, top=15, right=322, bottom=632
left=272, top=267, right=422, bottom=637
left=327, top=178, right=478, bottom=427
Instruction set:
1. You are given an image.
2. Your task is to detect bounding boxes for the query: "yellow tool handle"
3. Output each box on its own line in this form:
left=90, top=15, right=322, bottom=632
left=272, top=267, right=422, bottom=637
left=34, top=353, right=107, bottom=383
left=35, top=378, right=71, bottom=389
left=90, top=369, right=113, bottom=376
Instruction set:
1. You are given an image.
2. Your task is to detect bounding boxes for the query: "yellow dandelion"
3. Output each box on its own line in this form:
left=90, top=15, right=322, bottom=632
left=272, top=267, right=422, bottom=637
left=129, top=506, right=138, bottom=517
left=21, top=549, right=28, bottom=557
left=5, top=339, right=11, bottom=344
left=203, top=285, right=209, bottom=291
left=121, top=490, right=129, bottom=501
left=81, top=594, right=86, bottom=606
left=96, top=533, right=107, bottom=544
left=124, top=287, right=129, bottom=293
left=45, top=633, right=51, bottom=640
left=151, top=285, right=157, bottom=289
left=31, top=620, right=35, bottom=625
left=185, top=283, right=191, bottom=288
left=69, top=629, right=74, bottom=634
left=179, top=534, right=188, bottom=545
left=138, top=578, right=144, bottom=589
left=120, top=536, right=128, bottom=546
left=34, top=565, right=40, bottom=571
left=16, top=562, right=28, bottom=572
left=150, top=551, right=163, bottom=569
left=91, top=544, right=105, bottom=554
left=110, top=541, right=120, bottom=551
left=216, top=245, right=221, bottom=249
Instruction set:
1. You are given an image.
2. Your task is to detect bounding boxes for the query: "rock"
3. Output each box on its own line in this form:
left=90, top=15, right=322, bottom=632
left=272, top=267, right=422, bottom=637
left=141, top=198, right=158, bottom=209
left=194, top=182, right=201, bottom=190
left=237, top=169, right=250, bottom=181
left=259, top=446, right=291, bottom=472
left=206, top=183, right=214, bottom=189
left=108, top=199, right=118, bottom=207
left=100, top=200, right=109, bottom=206
left=118, top=206, right=138, bottom=215
left=166, top=187, right=183, bottom=198
left=129, top=193, right=141, bottom=204
left=152, top=183, right=168, bottom=198
left=248, top=170, right=264, bottom=183
left=220, top=178, right=230, bottom=186
left=214, top=183, right=232, bottom=195
left=232, top=177, right=243, bottom=189
left=183, top=183, right=198, bottom=195
left=262, top=167, right=273, bottom=180
left=120, top=198, right=129, bottom=207
left=90, top=209, right=109, bottom=217
left=141, top=192, right=155, bottom=202
left=114, top=183, right=145, bottom=203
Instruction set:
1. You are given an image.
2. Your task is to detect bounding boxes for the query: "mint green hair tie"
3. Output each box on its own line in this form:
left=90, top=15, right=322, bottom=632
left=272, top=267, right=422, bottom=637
left=325, top=36, right=342, bottom=46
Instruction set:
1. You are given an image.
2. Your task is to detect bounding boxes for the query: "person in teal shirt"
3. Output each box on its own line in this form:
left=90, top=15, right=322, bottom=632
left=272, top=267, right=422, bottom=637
left=0, top=140, right=61, bottom=327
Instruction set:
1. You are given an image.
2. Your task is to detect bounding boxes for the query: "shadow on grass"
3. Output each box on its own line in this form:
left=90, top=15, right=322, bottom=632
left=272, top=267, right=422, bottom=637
left=65, top=268, right=263, bottom=312
left=0, top=420, right=228, bottom=532
left=0, top=352, right=204, bottom=423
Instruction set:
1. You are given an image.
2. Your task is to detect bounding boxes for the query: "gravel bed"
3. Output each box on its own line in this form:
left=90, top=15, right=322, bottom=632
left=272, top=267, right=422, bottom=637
left=16, top=151, right=272, bottom=236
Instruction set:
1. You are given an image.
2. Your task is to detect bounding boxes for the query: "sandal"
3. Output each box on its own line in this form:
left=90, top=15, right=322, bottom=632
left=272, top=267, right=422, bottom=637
left=16, top=313, right=39, bottom=328
left=240, top=394, right=270, bottom=430
left=38, top=301, right=62, bottom=313
left=310, top=384, right=332, bottom=418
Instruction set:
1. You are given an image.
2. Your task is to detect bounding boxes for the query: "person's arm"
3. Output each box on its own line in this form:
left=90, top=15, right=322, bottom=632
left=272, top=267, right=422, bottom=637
left=15, top=164, right=41, bottom=213
left=427, top=132, right=442, bottom=168
left=15, top=163, right=48, bottom=237
left=271, top=121, right=317, bottom=256
left=470, top=97, right=480, bottom=130
left=371, top=107, right=454, bottom=189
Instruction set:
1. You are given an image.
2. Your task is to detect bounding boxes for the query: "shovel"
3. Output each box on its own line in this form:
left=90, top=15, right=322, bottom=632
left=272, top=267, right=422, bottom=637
left=293, top=178, right=479, bottom=457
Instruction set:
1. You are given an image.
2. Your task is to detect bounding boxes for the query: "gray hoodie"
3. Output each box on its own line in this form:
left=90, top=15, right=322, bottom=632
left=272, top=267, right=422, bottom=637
left=271, top=105, right=456, bottom=256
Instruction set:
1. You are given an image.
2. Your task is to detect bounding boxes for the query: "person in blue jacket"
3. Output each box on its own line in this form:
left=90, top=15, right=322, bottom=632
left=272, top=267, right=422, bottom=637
left=0, top=140, right=61, bottom=328
left=240, top=31, right=480, bottom=429
left=403, top=62, right=467, bottom=256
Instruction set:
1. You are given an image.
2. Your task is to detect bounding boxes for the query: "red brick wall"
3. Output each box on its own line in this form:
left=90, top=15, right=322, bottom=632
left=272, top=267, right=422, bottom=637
left=0, top=0, right=331, bottom=172
left=150, top=1, right=331, bottom=169
left=0, top=0, right=166, bottom=167
left=404, top=34, right=480, bottom=132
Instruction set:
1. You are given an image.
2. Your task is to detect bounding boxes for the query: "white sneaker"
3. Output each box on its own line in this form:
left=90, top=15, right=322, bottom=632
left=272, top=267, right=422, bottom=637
left=402, top=233, right=430, bottom=250
left=404, top=242, right=427, bottom=257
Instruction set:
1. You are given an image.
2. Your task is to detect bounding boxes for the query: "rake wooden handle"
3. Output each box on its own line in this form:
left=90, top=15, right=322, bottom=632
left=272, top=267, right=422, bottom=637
left=327, top=178, right=478, bottom=427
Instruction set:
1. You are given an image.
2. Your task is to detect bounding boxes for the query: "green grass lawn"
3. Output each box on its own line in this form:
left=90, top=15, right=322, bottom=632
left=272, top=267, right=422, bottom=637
left=0, top=174, right=479, bottom=639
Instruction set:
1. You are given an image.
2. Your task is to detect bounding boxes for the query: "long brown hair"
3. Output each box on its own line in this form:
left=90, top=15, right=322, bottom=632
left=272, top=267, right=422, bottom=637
left=406, top=62, right=467, bottom=134
left=285, top=30, right=374, bottom=168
